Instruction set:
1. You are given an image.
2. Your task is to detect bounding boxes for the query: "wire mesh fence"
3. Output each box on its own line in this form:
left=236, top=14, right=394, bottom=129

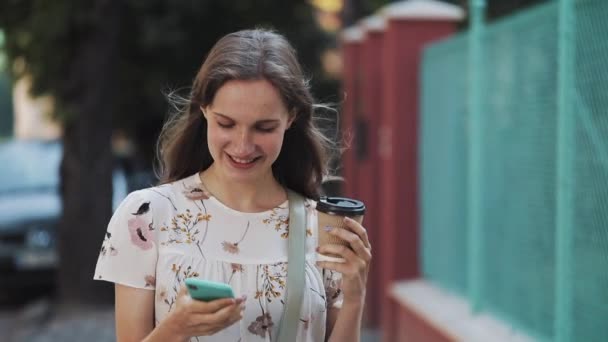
left=420, top=0, right=608, bottom=341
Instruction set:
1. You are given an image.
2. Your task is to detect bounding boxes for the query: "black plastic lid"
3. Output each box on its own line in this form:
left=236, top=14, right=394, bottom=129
left=317, top=196, right=366, bottom=216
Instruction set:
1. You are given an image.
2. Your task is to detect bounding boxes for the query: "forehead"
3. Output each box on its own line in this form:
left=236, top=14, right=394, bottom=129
left=210, top=79, right=288, bottom=120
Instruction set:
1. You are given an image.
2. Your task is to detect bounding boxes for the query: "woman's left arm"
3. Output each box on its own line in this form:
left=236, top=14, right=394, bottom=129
left=317, top=216, right=372, bottom=342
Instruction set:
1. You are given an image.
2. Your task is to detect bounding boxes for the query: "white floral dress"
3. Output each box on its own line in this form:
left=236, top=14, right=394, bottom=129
left=94, top=172, right=343, bottom=341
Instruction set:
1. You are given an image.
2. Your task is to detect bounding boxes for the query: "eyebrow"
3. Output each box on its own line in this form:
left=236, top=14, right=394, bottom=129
left=212, top=111, right=281, bottom=124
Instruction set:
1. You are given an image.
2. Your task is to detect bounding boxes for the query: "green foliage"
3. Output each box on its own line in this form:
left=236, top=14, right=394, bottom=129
left=0, top=0, right=334, bottom=158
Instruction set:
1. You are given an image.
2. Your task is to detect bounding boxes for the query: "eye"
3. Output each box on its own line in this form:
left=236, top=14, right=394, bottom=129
left=255, top=122, right=279, bottom=133
left=217, top=120, right=234, bottom=129
left=256, top=125, right=277, bottom=133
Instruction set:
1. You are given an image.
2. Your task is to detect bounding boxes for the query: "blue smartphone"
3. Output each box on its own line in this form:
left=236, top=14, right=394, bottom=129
left=185, top=278, right=235, bottom=302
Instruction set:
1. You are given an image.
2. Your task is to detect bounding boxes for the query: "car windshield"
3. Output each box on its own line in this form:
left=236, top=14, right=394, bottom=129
left=0, top=140, right=61, bottom=194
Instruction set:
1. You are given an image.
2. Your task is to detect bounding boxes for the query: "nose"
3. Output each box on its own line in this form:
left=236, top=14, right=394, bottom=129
left=234, top=128, right=255, bottom=155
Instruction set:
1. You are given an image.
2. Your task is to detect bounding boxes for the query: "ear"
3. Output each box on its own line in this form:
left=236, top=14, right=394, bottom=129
left=286, top=113, right=296, bottom=130
left=199, top=106, right=208, bottom=119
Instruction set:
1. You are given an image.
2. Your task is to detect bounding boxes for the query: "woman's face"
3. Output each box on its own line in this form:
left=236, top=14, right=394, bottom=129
left=203, top=79, right=294, bottom=184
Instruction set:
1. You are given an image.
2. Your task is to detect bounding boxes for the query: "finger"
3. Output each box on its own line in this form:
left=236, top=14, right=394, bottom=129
left=197, top=304, right=243, bottom=335
left=227, top=304, right=246, bottom=325
left=195, top=301, right=242, bottom=328
left=190, top=297, right=236, bottom=314
left=318, top=243, right=369, bottom=268
left=328, top=227, right=371, bottom=262
left=342, top=217, right=371, bottom=249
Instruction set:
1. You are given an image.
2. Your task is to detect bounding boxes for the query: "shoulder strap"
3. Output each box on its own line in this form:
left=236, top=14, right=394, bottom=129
left=277, top=189, right=307, bottom=342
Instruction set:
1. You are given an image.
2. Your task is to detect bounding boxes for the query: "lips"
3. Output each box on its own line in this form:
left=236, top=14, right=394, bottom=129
left=226, top=153, right=261, bottom=168
left=230, top=155, right=257, bottom=164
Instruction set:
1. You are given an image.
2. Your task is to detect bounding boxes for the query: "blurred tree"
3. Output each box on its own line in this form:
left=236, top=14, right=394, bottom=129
left=0, top=32, right=12, bottom=138
left=0, top=0, right=333, bottom=309
left=0, top=72, right=12, bottom=138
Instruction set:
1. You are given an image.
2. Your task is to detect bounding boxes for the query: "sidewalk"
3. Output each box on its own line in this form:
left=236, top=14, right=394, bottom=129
left=2, top=298, right=381, bottom=342
left=2, top=299, right=115, bottom=342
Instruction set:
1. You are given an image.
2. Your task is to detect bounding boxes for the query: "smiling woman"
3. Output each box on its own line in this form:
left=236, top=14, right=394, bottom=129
left=157, top=29, right=334, bottom=200
left=94, top=28, right=372, bottom=342
left=200, top=79, right=293, bottom=186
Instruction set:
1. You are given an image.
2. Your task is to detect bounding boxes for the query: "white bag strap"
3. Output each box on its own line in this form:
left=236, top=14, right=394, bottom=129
left=277, top=189, right=306, bottom=342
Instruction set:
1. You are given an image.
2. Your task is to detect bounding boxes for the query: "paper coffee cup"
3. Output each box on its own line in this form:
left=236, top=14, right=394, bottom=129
left=316, top=196, right=365, bottom=263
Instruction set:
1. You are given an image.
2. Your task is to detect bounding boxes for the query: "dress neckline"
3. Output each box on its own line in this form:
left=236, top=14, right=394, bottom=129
left=183, top=172, right=289, bottom=217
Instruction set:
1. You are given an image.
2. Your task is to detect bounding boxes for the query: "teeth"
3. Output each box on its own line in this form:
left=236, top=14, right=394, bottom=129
left=231, top=156, right=255, bottom=164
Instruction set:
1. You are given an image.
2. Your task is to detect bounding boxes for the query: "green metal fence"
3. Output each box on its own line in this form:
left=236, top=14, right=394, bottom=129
left=420, top=33, right=469, bottom=296
left=420, top=1, right=608, bottom=341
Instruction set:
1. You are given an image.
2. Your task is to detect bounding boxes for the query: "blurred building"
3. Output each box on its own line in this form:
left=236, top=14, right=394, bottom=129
left=12, top=75, right=61, bottom=140
left=0, top=29, right=60, bottom=141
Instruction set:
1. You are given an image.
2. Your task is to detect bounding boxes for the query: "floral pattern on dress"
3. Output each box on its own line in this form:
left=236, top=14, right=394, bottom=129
left=182, top=184, right=211, bottom=201
left=94, top=173, right=344, bottom=341
left=221, top=221, right=250, bottom=255
left=248, top=262, right=287, bottom=340
left=160, top=209, right=209, bottom=258
left=248, top=313, right=275, bottom=338
left=255, top=262, right=287, bottom=304
left=228, top=263, right=244, bottom=284
left=164, top=263, right=200, bottom=312
left=99, top=231, right=118, bottom=257
left=145, top=275, right=156, bottom=287
left=128, top=215, right=155, bottom=250
left=323, top=269, right=343, bottom=309
left=262, top=206, right=289, bottom=238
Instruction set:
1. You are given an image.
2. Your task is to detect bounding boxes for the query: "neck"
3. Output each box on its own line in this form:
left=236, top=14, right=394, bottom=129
left=200, top=164, right=286, bottom=212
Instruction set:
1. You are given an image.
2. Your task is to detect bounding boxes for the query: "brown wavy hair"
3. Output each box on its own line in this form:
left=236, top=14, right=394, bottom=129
left=156, top=29, right=335, bottom=199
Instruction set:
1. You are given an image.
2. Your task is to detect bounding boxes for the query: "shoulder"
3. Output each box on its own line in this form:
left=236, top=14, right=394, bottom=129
left=115, top=182, right=181, bottom=217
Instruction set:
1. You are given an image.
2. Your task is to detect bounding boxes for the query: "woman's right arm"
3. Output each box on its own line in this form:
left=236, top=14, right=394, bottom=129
left=115, top=284, right=246, bottom=342
left=115, top=284, right=167, bottom=342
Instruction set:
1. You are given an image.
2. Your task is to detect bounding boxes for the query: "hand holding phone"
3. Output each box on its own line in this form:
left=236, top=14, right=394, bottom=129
left=163, top=281, right=244, bottom=338
left=185, top=278, right=235, bottom=302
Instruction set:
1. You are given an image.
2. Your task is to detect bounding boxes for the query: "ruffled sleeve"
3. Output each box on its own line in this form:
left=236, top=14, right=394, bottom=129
left=94, top=190, right=159, bottom=290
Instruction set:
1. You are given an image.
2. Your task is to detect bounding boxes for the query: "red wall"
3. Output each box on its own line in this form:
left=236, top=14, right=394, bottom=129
left=341, top=38, right=362, bottom=199
left=378, top=20, right=458, bottom=342
left=341, top=17, right=459, bottom=338
left=358, top=29, right=384, bottom=328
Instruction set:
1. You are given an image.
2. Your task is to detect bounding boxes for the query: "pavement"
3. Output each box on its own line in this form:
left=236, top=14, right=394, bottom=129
left=1, top=298, right=115, bottom=342
left=1, top=298, right=381, bottom=342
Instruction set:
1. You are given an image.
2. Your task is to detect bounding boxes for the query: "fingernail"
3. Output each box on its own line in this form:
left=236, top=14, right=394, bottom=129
left=343, top=216, right=351, bottom=223
left=324, top=226, right=333, bottom=232
left=236, top=297, right=243, bottom=304
left=241, top=294, right=247, bottom=300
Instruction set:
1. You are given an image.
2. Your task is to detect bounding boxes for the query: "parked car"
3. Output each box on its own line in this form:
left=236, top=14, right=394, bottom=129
left=0, top=139, right=129, bottom=300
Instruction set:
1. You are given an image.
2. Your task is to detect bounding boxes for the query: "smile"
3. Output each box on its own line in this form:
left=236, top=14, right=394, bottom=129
left=231, top=156, right=256, bottom=164
left=227, top=153, right=261, bottom=168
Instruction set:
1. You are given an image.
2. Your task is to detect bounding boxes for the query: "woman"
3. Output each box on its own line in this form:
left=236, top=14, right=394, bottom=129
left=94, top=28, right=372, bottom=341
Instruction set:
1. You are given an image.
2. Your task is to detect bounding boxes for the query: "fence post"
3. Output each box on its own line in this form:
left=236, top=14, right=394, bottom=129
left=467, top=0, right=485, bottom=312
left=555, top=0, right=575, bottom=340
